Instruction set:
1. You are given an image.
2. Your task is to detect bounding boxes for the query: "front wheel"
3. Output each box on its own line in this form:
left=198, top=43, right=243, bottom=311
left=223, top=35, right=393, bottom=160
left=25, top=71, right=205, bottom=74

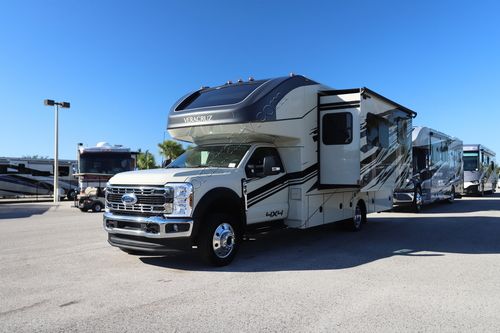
left=412, top=187, right=423, bottom=213
left=92, top=202, right=103, bottom=212
left=447, top=186, right=455, bottom=203
left=198, top=213, right=241, bottom=266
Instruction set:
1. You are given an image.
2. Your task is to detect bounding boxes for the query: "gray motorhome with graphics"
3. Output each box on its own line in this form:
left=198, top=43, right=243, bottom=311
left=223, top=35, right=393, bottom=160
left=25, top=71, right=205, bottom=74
left=463, top=144, right=497, bottom=195
left=103, top=75, right=416, bottom=266
left=393, top=126, right=463, bottom=212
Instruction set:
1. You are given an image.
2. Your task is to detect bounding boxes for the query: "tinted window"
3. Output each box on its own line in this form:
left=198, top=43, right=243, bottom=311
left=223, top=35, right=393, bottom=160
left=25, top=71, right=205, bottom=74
left=176, top=82, right=264, bottom=110
left=463, top=152, right=479, bottom=171
left=245, top=147, right=284, bottom=178
left=80, top=153, right=133, bottom=175
left=58, top=166, right=69, bottom=177
left=322, top=112, right=353, bottom=145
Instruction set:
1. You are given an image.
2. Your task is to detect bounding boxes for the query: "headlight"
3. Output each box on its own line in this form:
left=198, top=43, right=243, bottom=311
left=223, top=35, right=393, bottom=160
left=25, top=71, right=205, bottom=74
left=164, top=183, right=193, bottom=217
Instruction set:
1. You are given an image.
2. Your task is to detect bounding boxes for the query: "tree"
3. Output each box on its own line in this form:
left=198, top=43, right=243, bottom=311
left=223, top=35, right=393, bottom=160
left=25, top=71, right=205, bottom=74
left=22, top=155, right=49, bottom=159
left=158, top=140, right=185, bottom=161
left=137, top=151, right=156, bottom=170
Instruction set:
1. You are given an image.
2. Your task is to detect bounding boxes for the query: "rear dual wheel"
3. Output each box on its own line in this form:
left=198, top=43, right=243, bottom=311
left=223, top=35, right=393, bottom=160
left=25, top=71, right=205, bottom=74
left=349, top=201, right=366, bottom=232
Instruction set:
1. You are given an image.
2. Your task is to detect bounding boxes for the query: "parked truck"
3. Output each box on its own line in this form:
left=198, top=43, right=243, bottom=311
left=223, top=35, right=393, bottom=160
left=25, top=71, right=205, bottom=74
left=393, top=127, right=463, bottom=212
left=103, top=75, right=416, bottom=265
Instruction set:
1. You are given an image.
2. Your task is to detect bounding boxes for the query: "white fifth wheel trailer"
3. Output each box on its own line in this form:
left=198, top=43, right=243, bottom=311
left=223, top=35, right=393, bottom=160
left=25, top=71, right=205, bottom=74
left=103, top=75, right=416, bottom=266
left=462, top=144, right=497, bottom=195
left=393, top=127, right=463, bottom=212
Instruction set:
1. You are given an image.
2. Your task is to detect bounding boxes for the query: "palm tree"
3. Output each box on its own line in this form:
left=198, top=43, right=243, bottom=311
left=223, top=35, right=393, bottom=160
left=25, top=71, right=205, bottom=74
left=158, top=140, right=185, bottom=162
left=137, top=151, right=156, bottom=169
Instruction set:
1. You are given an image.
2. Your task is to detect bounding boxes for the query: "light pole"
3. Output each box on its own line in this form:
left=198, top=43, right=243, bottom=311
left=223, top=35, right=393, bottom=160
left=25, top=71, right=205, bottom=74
left=44, top=99, right=70, bottom=203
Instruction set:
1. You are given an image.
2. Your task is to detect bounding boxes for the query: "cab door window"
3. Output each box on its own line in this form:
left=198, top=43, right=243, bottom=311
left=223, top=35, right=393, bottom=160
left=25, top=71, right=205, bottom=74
left=245, top=147, right=284, bottom=178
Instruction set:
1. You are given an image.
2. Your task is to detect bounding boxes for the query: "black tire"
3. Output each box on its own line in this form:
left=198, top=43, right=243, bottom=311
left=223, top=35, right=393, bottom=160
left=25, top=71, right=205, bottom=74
left=67, top=190, right=76, bottom=201
left=92, top=202, right=102, bottom=212
left=412, top=187, right=423, bottom=213
left=350, top=201, right=366, bottom=232
left=198, top=213, right=241, bottom=266
left=447, top=186, right=455, bottom=203
left=79, top=208, right=88, bottom=212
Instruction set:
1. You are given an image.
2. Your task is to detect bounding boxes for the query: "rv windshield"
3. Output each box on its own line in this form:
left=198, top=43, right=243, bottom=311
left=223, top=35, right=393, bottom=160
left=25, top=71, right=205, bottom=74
left=167, top=145, right=250, bottom=168
left=463, top=151, right=479, bottom=171
left=80, top=152, right=134, bottom=175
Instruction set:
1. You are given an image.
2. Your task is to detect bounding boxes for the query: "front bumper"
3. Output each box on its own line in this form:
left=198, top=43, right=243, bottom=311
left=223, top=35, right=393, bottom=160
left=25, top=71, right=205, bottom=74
left=464, top=182, right=479, bottom=195
left=393, top=190, right=414, bottom=205
left=103, top=211, right=194, bottom=252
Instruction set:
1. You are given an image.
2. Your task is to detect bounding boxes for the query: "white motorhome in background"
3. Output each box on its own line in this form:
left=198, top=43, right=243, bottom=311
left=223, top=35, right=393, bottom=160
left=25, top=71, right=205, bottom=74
left=103, top=75, right=416, bottom=266
left=393, top=127, right=463, bottom=212
left=463, top=144, right=497, bottom=195
left=0, top=157, right=77, bottom=200
left=75, top=142, right=138, bottom=193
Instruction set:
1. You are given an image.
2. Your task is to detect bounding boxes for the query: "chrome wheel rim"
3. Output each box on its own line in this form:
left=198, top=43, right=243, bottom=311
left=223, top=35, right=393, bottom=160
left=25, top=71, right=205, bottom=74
left=212, top=223, right=235, bottom=259
left=415, top=191, right=423, bottom=207
left=353, top=205, right=362, bottom=229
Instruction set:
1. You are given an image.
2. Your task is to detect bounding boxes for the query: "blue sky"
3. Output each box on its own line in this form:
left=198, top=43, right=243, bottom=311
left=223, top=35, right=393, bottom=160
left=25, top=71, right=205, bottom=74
left=1, top=0, right=499, bottom=163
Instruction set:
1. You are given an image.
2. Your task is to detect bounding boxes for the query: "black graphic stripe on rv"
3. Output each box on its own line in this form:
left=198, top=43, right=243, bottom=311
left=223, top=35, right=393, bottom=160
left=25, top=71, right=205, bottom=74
left=247, top=164, right=318, bottom=202
left=247, top=171, right=318, bottom=207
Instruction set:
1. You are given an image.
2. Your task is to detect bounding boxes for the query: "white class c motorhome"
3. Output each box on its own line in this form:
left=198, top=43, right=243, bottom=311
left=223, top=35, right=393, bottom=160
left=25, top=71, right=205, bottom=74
left=393, top=127, right=463, bottom=212
left=463, top=144, right=497, bottom=195
left=103, top=75, right=416, bottom=266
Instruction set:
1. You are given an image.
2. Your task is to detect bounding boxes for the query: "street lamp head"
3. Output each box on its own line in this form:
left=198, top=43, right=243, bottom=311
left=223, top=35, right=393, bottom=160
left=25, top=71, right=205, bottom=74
left=60, top=102, right=70, bottom=108
left=44, top=99, right=55, bottom=106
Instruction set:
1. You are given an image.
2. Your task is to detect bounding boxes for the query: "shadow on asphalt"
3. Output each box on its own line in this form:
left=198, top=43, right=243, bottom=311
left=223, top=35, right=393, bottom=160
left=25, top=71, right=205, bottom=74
left=0, top=204, right=52, bottom=219
left=136, top=193, right=500, bottom=272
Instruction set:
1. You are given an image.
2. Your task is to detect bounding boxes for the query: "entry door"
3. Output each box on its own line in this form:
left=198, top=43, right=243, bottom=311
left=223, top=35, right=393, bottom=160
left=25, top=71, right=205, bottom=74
left=319, top=108, right=360, bottom=187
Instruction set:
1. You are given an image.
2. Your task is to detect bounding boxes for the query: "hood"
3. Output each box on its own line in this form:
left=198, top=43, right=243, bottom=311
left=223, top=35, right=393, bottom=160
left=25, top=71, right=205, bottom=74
left=109, top=167, right=238, bottom=186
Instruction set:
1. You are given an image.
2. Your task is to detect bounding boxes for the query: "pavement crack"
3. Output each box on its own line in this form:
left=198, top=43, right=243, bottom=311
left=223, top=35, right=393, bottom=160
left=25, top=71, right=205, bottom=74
left=0, top=300, right=47, bottom=317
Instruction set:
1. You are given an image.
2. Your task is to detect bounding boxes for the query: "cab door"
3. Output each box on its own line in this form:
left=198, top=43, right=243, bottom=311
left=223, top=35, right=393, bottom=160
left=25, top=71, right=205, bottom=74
left=244, top=147, right=288, bottom=224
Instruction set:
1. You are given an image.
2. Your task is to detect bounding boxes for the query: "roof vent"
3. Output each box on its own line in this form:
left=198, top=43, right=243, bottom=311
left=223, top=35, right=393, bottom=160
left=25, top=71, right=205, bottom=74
left=237, top=78, right=243, bottom=83
left=289, top=72, right=296, bottom=77
left=226, top=80, right=233, bottom=85
left=248, top=77, right=254, bottom=81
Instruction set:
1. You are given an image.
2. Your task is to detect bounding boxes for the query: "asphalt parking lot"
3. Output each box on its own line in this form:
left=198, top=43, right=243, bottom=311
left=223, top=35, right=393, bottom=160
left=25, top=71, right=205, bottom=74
left=1, top=195, right=500, bottom=332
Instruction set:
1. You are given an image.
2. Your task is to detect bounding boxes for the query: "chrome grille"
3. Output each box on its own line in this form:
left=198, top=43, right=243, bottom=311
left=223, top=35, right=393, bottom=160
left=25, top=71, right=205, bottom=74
left=106, top=186, right=172, bottom=214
